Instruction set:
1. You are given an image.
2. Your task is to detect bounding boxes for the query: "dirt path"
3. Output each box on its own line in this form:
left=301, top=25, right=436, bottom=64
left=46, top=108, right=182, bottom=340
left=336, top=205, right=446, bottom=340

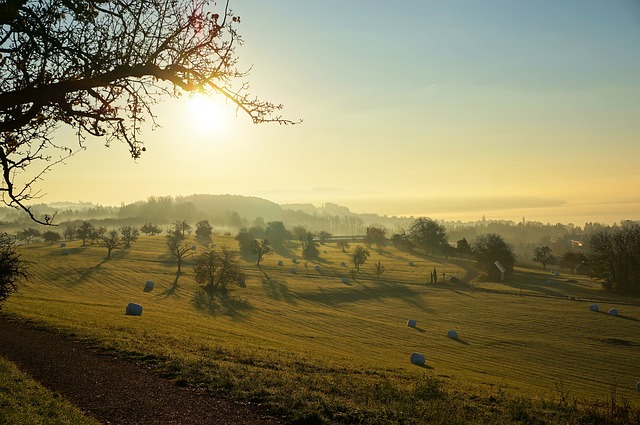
left=0, top=316, right=284, bottom=424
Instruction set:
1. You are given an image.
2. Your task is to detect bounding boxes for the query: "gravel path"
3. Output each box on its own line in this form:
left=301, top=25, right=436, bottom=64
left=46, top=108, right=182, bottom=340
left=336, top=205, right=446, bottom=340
left=0, top=316, right=284, bottom=424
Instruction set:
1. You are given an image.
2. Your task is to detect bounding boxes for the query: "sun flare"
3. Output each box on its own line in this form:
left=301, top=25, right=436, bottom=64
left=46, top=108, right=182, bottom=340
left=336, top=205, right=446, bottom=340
left=185, top=93, right=228, bottom=136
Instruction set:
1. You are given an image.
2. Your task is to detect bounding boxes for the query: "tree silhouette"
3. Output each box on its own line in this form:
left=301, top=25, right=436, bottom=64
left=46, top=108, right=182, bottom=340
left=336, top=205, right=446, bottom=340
left=0, top=0, right=294, bottom=223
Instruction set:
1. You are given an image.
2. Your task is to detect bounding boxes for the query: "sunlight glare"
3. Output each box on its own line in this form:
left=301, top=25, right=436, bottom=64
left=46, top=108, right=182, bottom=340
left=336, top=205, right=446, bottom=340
left=185, top=93, right=228, bottom=137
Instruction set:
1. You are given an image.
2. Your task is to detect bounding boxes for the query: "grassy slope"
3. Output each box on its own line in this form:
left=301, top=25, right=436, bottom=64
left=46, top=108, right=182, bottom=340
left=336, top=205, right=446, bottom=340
left=4, top=236, right=640, bottom=423
left=0, top=356, right=99, bottom=425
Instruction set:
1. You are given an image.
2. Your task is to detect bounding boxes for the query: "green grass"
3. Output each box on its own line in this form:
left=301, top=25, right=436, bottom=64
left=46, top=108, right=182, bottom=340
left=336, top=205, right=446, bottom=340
left=3, top=236, right=640, bottom=423
left=0, top=356, right=98, bottom=425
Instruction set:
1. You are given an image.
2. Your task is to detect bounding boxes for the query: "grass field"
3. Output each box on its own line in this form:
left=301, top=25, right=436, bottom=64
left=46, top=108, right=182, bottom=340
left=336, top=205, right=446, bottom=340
left=3, top=235, right=640, bottom=423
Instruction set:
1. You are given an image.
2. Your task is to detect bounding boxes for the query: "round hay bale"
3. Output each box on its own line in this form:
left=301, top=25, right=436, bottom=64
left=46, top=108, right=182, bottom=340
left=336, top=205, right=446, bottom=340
left=277, top=260, right=284, bottom=266
left=63, top=248, right=71, bottom=255
left=290, top=268, right=296, bottom=274
left=191, top=245, right=197, bottom=250
left=546, top=280, right=553, bottom=284
left=410, top=352, right=425, bottom=366
left=553, top=271, right=560, bottom=276
left=447, top=329, right=458, bottom=339
left=341, top=277, right=349, bottom=284
left=60, top=242, right=66, bottom=247
left=407, top=319, right=417, bottom=328
left=125, top=303, right=143, bottom=316
left=589, top=304, right=599, bottom=312
left=238, top=277, right=246, bottom=288
left=314, top=265, right=321, bottom=271
left=340, top=262, right=347, bottom=267
left=636, top=382, right=640, bottom=392
left=292, top=257, right=298, bottom=263
left=143, top=281, right=154, bottom=292
left=608, top=308, right=618, bottom=316
left=408, top=261, right=414, bottom=267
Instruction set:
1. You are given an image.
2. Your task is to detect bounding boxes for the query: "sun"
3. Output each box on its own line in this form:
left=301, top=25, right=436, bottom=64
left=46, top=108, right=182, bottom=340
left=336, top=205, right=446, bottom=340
left=185, top=93, right=228, bottom=136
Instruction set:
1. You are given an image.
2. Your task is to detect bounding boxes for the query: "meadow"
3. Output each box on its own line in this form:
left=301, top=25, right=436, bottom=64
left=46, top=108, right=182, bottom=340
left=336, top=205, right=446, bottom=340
left=3, top=235, right=640, bottom=423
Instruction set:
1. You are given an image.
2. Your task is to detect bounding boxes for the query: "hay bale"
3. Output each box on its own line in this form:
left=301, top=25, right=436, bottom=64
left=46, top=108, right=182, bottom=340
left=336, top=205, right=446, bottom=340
left=608, top=308, right=618, bottom=316
left=340, top=262, right=347, bottom=267
left=408, top=261, right=414, bottom=266
left=238, top=277, right=246, bottom=288
left=125, top=303, right=143, bottom=316
left=60, top=242, right=66, bottom=247
left=314, top=265, right=321, bottom=271
left=447, top=329, right=458, bottom=339
left=410, top=352, right=425, bottom=366
left=636, top=382, right=640, bottom=392
left=546, top=280, right=553, bottom=284
left=341, top=277, right=348, bottom=284
left=553, top=271, right=560, bottom=276
left=292, top=257, right=298, bottom=263
left=407, top=319, right=417, bottom=328
left=277, top=260, right=284, bottom=266
left=290, top=268, right=296, bottom=274
left=63, top=248, right=71, bottom=255
left=143, top=281, right=154, bottom=292
left=191, top=245, right=197, bottom=250
left=589, top=304, right=599, bottom=312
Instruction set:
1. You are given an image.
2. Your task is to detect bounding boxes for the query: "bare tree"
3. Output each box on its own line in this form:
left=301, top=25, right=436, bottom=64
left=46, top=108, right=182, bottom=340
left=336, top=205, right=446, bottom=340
left=99, top=229, right=122, bottom=260
left=166, top=232, right=192, bottom=275
left=1, top=0, right=295, bottom=223
left=119, top=225, right=139, bottom=248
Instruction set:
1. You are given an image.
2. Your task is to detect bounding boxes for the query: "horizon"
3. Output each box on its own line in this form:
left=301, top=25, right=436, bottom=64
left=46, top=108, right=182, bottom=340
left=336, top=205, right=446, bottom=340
left=23, top=191, right=640, bottom=227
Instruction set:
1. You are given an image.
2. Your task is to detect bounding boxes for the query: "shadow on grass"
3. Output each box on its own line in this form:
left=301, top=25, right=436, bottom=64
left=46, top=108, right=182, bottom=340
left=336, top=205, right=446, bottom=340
left=296, top=280, right=434, bottom=313
left=259, top=268, right=297, bottom=304
left=76, top=259, right=108, bottom=283
left=451, top=337, right=470, bottom=346
left=192, top=289, right=252, bottom=318
left=617, top=314, right=640, bottom=322
left=162, top=274, right=181, bottom=297
left=412, top=327, right=427, bottom=333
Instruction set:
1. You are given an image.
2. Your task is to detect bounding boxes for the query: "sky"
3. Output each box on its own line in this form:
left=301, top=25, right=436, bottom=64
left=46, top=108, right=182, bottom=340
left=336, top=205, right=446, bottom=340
left=38, top=0, right=640, bottom=224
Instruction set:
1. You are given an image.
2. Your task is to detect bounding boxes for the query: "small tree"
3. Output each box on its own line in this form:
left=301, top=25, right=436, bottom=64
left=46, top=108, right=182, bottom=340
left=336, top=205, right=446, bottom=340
left=302, top=232, right=319, bottom=260
left=0, top=233, right=28, bottom=308
left=456, top=238, right=472, bottom=260
left=62, top=221, right=77, bottom=241
left=15, top=228, right=41, bottom=244
left=119, top=225, right=140, bottom=248
left=42, top=230, right=61, bottom=244
left=317, top=231, right=332, bottom=244
left=336, top=240, right=350, bottom=253
left=235, top=228, right=255, bottom=256
left=166, top=233, right=192, bottom=275
left=195, top=220, right=214, bottom=244
left=351, top=246, right=370, bottom=272
left=408, top=218, right=448, bottom=255
left=365, top=226, right=386, bottom=253
left=559, top=251, right=586, bottom=274
left=193, top=247, right=245, bottom=303
left=141, top=223, right=162, bottom=236
left=292, top=225, right=308, bottom=242
left=77, top=221, right=95, bottom=246
left=372, top=260, right=386, bottom=280
left=533, top=246, right=556, bottom=271
left=100, top=230, right=122, bottom=260
left=172, top=220, right=192, bottom=238
left=253, top=239, right=272, bottom=266
left=472, top=233, right=516, bottom=273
